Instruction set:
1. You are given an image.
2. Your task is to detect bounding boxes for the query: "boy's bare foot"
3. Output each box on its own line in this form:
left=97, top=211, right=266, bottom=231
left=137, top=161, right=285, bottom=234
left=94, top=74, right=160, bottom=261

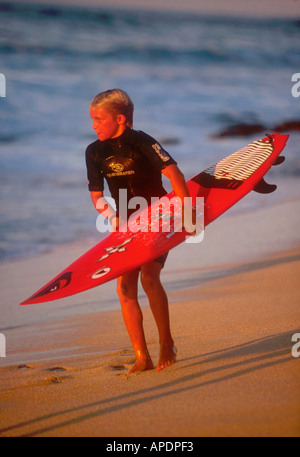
left=156, top=345, right=177, bottom=372
left=127, top=356, right=154, bottom=374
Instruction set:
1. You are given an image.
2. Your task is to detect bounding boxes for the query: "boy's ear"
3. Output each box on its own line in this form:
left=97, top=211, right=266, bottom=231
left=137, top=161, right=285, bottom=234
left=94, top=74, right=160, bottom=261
left=117, top=114, right=126, bottom=125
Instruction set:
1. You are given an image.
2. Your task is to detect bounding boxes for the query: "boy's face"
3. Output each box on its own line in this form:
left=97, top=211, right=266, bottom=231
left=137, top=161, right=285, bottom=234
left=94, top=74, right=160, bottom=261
left=90, top=105, right=126, bottom=142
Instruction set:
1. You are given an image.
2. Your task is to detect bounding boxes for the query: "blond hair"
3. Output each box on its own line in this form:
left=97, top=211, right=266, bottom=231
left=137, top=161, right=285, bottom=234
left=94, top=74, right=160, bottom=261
left=90, top=89, right=134, bottom=128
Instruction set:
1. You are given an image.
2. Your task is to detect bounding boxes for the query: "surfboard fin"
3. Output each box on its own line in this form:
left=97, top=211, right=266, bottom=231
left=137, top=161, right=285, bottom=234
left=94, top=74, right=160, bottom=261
left=253, top=178, right=277, bottom=194
left=273, top=155, right=285, bottom=166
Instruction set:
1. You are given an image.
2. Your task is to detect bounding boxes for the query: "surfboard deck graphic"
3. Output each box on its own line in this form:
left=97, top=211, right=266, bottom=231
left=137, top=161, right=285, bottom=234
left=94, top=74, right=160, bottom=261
left=20, top=132, right=289, bottom=305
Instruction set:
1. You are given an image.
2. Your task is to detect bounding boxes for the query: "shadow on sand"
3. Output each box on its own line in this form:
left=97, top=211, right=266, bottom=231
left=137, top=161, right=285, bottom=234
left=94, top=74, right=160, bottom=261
left=165, top=252, right=300, bottom=292
left=0, top=328, right=298, bottom=437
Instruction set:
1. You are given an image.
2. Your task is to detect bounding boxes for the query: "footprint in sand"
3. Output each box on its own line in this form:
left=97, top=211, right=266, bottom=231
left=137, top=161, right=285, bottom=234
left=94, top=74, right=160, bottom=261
left=46, top=366, right=68, bottom=373
left=45, top=367, right=73, bottom=384
left=46, top=375, right=73, bottom=384
left=109, top=364, right=126, bottom=371
left=108, top=348, right=136, bottom=373
left=17, top=364, right=34, bottom=370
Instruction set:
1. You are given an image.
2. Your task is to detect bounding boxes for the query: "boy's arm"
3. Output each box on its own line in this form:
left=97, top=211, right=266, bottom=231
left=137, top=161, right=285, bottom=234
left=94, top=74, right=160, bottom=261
left=161, top=164, right=190, bottom=202
left=162, top=164, right=195, bottom=234
left=90, top=191, right=104, bottom=212
left=90, top=191, right=118, bottom=230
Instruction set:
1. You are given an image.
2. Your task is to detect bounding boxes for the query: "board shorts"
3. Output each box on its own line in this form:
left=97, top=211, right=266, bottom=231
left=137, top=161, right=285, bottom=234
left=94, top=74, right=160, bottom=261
left=138, top=251, right=169, bottom=271
left=154, top=251, right=169, bottom=269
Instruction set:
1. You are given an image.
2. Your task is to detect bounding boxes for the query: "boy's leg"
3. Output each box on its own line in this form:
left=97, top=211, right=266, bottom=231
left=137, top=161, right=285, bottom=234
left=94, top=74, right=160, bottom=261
left=117, top=269, right=154, bottom=373
left=140, top=260, right=176, bottom=371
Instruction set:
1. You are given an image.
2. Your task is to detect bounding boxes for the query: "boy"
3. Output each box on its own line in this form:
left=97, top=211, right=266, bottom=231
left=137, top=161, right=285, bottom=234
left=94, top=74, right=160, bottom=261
left=86, top=89, right=192, bottom=373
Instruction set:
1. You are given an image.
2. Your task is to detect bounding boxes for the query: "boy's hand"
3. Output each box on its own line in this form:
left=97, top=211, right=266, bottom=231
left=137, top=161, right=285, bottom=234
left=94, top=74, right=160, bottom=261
left=182, top=204, right=197, bottom=236
left=173, top=203, right=197, bottom=236
left=110, top=215, right=119, bottom=233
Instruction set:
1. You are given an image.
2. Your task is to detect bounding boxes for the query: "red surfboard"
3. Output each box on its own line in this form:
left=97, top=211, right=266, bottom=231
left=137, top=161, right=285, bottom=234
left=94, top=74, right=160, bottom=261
left=20, top=132, right=289, bottom=305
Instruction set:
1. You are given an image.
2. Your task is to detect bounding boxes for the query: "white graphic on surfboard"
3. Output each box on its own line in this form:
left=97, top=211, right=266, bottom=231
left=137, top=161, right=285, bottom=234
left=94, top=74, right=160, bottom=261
left=96, top=237, right=135, bottom=262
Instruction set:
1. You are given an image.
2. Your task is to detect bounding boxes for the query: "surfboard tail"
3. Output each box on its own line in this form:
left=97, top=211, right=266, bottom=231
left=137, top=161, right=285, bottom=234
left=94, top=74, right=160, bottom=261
left=253, top=133, right=288, bottom=194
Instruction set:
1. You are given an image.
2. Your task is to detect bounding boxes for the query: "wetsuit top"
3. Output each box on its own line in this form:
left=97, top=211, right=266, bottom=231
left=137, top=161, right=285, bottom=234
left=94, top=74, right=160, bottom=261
left=85, top=127, right=177, bottom=216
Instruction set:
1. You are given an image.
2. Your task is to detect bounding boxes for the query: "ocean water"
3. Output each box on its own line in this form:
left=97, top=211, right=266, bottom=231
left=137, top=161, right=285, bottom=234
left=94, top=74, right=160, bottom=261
left=0, top=2, right=299, bottom=261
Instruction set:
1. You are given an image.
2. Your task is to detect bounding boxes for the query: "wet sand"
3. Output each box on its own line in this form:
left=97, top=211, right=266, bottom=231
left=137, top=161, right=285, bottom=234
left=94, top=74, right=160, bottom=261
left=0, top=202, right=299, bottom=436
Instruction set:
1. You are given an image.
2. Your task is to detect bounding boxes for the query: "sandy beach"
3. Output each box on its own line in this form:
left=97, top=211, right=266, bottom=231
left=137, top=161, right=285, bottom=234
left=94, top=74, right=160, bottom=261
left=1, top=191, right=300, bottom=437
left=1, top=0, right=300, bottom=440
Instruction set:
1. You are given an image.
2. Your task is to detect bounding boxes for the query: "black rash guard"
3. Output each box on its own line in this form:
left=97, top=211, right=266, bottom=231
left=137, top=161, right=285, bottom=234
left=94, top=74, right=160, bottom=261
left=85, top=127, right=177, bottom=216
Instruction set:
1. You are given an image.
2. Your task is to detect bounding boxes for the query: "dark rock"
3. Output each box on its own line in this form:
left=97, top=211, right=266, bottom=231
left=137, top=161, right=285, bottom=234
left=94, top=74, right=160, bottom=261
left=213, top=123, right=266, bottom=138
left=273, top=120, right=300, bottom=132
left=212, top=119, right=300, bottom=139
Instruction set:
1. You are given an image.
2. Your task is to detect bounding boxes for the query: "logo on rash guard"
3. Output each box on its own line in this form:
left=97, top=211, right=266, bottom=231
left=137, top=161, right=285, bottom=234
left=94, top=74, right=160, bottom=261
left=112, top=163, right=125, bottom=173
left=152, top=143, right=170, bottom=162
